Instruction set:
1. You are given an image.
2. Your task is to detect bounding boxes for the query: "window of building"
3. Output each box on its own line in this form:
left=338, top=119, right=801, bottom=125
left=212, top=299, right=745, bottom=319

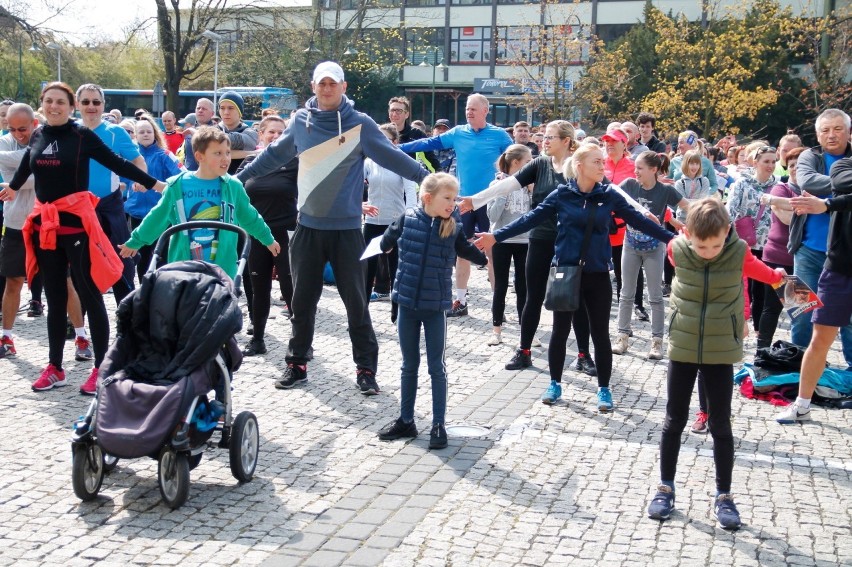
left=450, top=26, right=491, bottom=64
left=405, top=28, right=447, bottom=64
left=405, top=0, right=446, bottom=5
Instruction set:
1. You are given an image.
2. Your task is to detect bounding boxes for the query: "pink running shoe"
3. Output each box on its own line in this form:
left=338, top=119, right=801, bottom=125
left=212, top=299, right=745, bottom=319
left=79, top=367, right=98, bottom=396
left=32, top=364, right=67, bottom=391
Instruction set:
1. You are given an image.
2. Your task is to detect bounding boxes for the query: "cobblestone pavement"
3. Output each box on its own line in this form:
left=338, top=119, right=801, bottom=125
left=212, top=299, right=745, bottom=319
left=0, top=267, right=849, bottom=566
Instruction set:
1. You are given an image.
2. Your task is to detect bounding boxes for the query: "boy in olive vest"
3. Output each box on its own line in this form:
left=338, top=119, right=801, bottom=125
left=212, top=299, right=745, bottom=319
left=647, top=198, right=784, bottom=530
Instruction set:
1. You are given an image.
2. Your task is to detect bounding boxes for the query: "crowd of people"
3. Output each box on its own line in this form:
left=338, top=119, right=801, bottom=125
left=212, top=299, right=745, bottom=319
left=0, top=61, right=849, bottom=532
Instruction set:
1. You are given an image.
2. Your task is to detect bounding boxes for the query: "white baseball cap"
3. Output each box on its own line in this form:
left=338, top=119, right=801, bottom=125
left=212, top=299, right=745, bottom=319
left=313, top=61, right=345, bottom=83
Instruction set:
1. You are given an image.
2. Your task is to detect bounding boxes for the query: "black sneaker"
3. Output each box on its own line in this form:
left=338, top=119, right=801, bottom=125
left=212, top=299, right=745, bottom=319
left=429, top=423, right=448, bottom=449
left=246, top=325, right=254, bottom=336
left=356, top=368, right=380, bottom=395
left=505, top=348, right=532, bottom=370
left=634, top=305, right=649, bottom=321
left=378, top=418, right=417, bottom=441
left=570, top=353, right=597, bottom=376
left=27, top=300, right=43, bottom=317
left=662, top=283, right=671, bottom=297
left=275, top=363, right=307, bottom=389
left=447, top=300, right=468, bottom=317
left=243, top=338, right=267, bottom=356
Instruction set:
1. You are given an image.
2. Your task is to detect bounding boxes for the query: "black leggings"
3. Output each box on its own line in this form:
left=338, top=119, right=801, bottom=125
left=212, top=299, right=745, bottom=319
left=660, top=361, right=734, bottom=492
left=129, top=216, right=154, bottom=284
left=491, top=242, right=527, bottom=326
left=612, top=243, right=645, bottom=308
left=363, top=223, right=397, bottom=298
left=748, top=248, right=766, bottom=331
left=520, top=238, right=590, bottom=353
left=248, top=226, right=293, bottom=341
left=34, top=231, right=109, bottom=369
left=548, top=271, right=612, bottom=387
left=757, top=261, right=792, bottom=348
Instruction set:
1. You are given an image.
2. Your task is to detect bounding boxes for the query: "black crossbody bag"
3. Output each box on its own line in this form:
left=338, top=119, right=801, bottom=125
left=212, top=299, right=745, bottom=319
left=544, top=202, right=597, bottom=312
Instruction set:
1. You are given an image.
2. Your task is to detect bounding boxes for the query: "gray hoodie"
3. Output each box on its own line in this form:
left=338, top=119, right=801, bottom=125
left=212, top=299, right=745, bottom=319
left=236, top=95, right=429, bottom=231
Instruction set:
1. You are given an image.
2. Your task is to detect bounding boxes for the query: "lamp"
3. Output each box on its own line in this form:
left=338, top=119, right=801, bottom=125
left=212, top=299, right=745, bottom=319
left=46, top=42, right=61, bottom=82
left=201, top=30, right=224, bottom=109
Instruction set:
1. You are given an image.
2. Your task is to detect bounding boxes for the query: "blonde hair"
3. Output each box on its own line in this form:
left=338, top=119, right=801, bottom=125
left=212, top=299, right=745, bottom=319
left=497, top=144, right=532, bottom=174
left=420, top=172, right=458, bottom=239
left=562, top=143, right=602, bottom=180
left=744, top=140, right=769, bottom=164
left=546, top=120, right=579, bottom=154
left=680, top=150, right=703, bottom=177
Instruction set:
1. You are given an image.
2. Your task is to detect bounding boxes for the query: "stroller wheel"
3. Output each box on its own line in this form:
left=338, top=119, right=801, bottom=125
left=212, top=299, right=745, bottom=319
left=72, top=443, right=105, bottom=501
left=103, top=453, right=119, bottom=473
left=158, top=449, right=190, bottom=509
left=230, top=411, right=259, bottom=482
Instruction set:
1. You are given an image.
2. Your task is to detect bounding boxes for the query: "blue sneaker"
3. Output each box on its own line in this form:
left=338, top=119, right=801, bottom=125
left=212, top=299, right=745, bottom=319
left=541, top=381, right=562, bottom=405
left=370, top=292, right=389, bottom=302
left=714, top=494, right=742, bottom=530
left=647, top=485, right=675, bottom=520
left=597, top=387, right=614, bottom=412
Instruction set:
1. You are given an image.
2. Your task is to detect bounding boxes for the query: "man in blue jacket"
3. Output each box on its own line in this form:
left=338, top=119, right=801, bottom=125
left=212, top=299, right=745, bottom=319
left=399, top=94, right=511, bottom=317
left=237, top=61, right=430, bottom=395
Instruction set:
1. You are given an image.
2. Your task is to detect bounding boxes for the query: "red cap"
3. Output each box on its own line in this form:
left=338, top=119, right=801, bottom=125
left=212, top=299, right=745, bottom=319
left=601, top=130, right=628, bottom=144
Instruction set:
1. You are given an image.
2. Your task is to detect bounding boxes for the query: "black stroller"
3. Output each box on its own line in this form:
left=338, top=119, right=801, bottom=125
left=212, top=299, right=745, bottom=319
left=71, top=221, right=259, bottom=509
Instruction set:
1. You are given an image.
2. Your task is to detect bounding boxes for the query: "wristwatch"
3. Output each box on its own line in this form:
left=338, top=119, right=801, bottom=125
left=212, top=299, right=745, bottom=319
left=824, top=198, right=832, bottom=213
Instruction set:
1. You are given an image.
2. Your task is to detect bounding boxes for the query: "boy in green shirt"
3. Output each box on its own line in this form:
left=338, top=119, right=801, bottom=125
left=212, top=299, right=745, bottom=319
left=120, top=127, right=280, bottom=278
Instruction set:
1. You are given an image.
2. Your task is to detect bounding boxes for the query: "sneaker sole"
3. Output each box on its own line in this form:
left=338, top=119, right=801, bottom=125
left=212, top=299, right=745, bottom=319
left=378, top=431, right=417, bottom=441
left=598, top=405, right=614, bottom=413
left=79, top=389, right=96, bottom=396
left=648, top=510, right=673, bottom=520
left=32, top=380, right=67, bottom=392
left=360, top=388, right=379, bottom=396
left=275, top=377, right=307, bottom=389
left=541, top=398, right=560, bottom=405
left=776, top=415, right=810, bottom=424
left=714, top=513, right=742, bottom=530
left=429, top=440, right=448, bottom=449
left=75, top=354, right=94, bottom=362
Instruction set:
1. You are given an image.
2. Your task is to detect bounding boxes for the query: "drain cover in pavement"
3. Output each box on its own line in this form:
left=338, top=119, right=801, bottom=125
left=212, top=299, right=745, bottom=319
left=445, top=424, right=490, bottom=438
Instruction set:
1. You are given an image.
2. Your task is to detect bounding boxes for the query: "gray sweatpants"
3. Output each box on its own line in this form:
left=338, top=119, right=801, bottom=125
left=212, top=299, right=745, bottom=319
left=617, top=243, right=666, bottom=338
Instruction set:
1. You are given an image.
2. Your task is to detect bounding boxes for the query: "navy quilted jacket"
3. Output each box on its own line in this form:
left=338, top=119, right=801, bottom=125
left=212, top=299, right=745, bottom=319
left=381, top=207, right=487, bottom=311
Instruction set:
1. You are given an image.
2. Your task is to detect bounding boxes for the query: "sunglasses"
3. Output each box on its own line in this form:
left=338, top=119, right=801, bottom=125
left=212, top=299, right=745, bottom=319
left=756, top=145, right=776, bottom=157
left=389, top=108, right=407, bottom=114
left=79, top=99, right=103, bottom=106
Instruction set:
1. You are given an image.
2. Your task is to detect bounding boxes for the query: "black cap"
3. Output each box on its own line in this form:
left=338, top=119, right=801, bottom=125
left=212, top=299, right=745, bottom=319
left=434, top=119, right=451, bottom=130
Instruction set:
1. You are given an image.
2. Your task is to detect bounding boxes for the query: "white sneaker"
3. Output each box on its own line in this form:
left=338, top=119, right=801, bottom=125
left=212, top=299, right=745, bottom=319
left=611, top=333, right=630, bottom=355
left=532, top=337, right=543, bottom=348
left=487, top=332, right=502, bottom=346
left=776, top=402, right=811, bottom=424
left=647, top=338, right=664, bottom=360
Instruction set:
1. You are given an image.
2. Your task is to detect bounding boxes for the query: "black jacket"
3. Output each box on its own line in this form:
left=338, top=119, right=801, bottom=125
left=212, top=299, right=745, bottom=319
left=100, top=261, right=243, bottom=385
left=827, top=157, right=852, bottom=276
left=399, top=123, right=441, bottom=172
left=239, top=153, right=299, bottom=230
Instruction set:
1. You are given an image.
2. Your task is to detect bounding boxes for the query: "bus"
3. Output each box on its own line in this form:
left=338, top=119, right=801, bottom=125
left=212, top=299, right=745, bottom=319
left=101, top=86, right=299, bottom=121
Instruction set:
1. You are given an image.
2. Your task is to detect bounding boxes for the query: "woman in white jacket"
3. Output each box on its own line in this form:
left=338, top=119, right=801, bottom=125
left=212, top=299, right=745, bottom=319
left=364, top=123, right=418, bottom=322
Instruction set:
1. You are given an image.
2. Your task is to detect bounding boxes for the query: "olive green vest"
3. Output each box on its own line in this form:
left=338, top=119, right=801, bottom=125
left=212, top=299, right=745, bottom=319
left=668, top=232, right=747, bottom=364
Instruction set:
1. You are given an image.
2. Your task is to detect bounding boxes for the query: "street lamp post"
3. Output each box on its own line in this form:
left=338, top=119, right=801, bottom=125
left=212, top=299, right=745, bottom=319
left=17, top=40, right=23, bottom=100
left=418, top=47, right=446, bottom=127
left=46, top=42, right=61, bottom=82
left=201, top=30, right=224, bottom=109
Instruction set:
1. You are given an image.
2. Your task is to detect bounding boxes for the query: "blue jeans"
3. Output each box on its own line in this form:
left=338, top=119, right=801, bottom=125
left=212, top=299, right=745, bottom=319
left=791, top=245, right=852, bottom=366
left=397, top=305, right=448, bottom=425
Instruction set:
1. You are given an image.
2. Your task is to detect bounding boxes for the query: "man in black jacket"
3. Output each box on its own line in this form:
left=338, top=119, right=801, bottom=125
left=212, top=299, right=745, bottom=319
left=776, top=155, right=852, bottom=424
left=637, top=112, right=666, bottom=153
left=388, top=96, right=440, bottom=172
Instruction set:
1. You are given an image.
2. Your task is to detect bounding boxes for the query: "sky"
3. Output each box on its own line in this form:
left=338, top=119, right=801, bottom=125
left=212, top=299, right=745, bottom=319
left=24, top=0, right=309, bottom=44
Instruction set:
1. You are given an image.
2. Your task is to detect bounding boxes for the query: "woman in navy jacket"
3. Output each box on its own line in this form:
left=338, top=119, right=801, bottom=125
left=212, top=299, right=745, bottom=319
left=475, top=144, right=674, bottom=411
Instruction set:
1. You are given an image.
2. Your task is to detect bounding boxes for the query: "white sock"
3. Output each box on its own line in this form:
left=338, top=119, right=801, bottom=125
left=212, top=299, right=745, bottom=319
left=2, top=329, right=11, bottom=338
left=456, top=288, right=467, bottom=304
left=795, top=397, right=811, bottom=410
left=75, top=327, right=88, bottom=339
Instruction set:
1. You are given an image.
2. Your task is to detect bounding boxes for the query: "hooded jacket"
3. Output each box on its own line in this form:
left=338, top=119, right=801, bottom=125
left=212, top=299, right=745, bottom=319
left=494, top=180, right=674, bottom=273
left=725, top=171, right=777, bottom=250
left=124, top=143, right=182, bottom=219
left=236, top=95, right=429, bottom=231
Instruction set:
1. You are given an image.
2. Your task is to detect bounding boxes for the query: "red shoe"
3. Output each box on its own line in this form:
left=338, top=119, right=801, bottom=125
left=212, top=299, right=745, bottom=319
left=79, top=367, right=98, bottom=396
left=32, top=364, right=67, bottom=391
left=0, top=336, right=16, bottom=357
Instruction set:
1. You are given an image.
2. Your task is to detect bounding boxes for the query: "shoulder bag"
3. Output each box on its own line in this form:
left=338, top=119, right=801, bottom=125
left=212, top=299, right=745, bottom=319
left=544, top=202, right=596, bottom=312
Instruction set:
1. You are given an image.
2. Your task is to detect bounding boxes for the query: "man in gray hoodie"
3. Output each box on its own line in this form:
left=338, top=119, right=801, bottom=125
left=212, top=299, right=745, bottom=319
left=237, top=61, right=430, bottom=394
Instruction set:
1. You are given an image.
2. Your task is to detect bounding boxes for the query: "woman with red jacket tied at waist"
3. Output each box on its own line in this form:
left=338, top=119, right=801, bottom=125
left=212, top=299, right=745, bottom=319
left=0, top=82, right=165, bottom=395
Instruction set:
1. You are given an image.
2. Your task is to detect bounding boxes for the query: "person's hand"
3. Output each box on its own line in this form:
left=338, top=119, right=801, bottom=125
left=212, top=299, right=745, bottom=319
left=458, top=197, right=474, bottom=214
left=0, top=183, right=16, bottom=202
left=473, top=232, right=496, bottom=251
left=644, top=211, right=660, bottom=224
left=759, top=193, right=772, bottom=206
left=773, top=267, right=788, bottom=284
left=659, top=176, right=675, bottom=185
left=790, top=191, right=828, bottom=215
left=670, top=218, right=685, bottom=232
left=182, top=127, right=195, bottom=138
left=132, top=183, right=147, bottom=193
left=153, top=181, right=167, bottom=193
left=119, top=244, right=137, bottom=258
left=267, top=240, right=281, bottom=256
left=362, top=203, right=379, bottom=217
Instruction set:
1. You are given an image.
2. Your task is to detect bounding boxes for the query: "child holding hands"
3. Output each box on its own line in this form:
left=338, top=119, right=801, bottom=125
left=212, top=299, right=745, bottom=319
left=377, top=173, right=487, bottom=449
left=647, top=198, right=785, bottom=530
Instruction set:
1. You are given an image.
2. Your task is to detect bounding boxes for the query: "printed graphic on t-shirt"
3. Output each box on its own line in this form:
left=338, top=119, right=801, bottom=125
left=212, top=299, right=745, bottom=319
left=183, top=178, right=221, bottom=261
left=42, top=141, right=58, bottom=155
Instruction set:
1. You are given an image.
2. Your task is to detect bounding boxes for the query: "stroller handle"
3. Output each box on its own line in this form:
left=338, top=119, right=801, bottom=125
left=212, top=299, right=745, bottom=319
left=149, top=221, right=251, bottom=296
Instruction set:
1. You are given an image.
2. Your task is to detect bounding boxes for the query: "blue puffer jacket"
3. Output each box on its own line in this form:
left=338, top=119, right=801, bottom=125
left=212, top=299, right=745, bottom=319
left=381, top=207, right=487, bottom=312
left=125, top=144, right=182, bottom=219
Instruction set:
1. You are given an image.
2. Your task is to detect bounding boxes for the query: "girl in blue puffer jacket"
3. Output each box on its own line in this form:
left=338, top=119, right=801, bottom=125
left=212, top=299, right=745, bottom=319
left=377, top=172, right=487, bottom=450
left=124, top=115, right=182, bottom=282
